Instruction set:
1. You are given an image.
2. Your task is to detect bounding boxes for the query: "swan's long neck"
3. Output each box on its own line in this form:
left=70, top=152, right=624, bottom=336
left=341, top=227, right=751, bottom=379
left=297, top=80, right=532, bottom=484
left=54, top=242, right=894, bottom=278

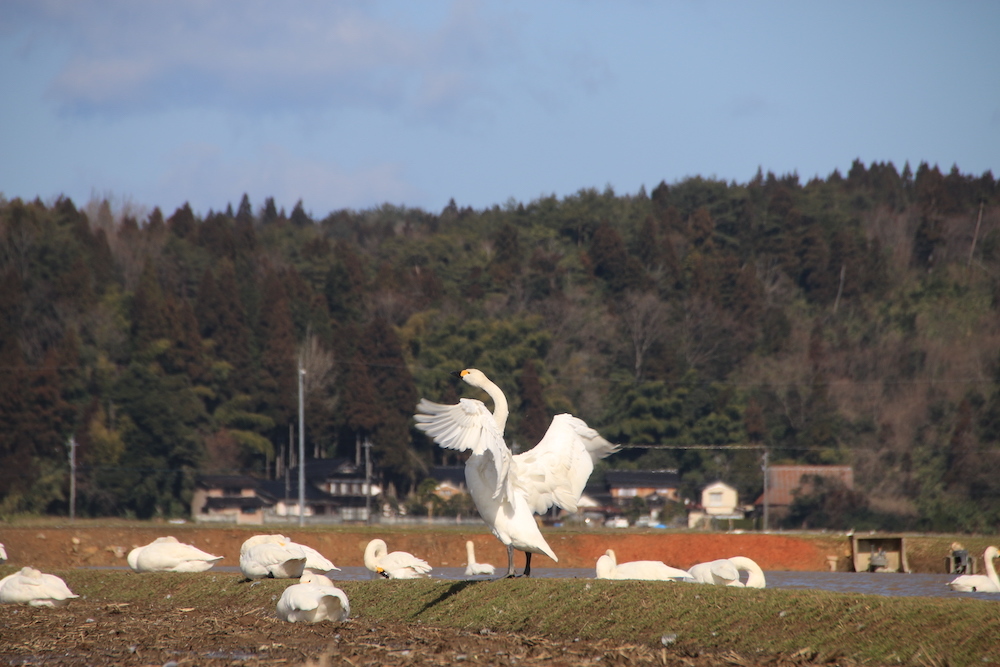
left=479, top=378, right=509, bottom=433
left=466, top=541, right=476, bottom=563
left=987, top=548, right=999, bottom=586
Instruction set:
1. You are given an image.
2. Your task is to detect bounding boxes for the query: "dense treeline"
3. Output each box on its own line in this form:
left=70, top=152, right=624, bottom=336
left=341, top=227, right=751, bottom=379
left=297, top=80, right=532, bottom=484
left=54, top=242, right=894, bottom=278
left=2, top=160, right=999, bottom=531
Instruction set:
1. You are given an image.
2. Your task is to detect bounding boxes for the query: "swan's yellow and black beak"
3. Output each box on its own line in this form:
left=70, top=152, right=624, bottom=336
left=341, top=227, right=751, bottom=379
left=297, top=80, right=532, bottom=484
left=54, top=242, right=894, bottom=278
left=377, top=567, right=390, bottom=579
left=450, top=370, right=465, bottom=379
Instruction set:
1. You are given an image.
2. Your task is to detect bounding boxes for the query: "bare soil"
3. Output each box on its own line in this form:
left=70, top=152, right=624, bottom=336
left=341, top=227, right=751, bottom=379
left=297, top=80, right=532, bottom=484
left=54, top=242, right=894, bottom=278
left=0, top=590, right=860, bottom=667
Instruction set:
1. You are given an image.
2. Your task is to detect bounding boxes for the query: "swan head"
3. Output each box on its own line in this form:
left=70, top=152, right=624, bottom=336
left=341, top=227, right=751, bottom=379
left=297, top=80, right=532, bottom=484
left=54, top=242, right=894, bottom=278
left=452, top=368, right=490, bottom=389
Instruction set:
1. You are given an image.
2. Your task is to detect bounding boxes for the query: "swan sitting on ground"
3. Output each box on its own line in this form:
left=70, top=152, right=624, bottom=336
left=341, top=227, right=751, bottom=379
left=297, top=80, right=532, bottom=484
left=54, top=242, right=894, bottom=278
left=126, top=536, right=223, bottom=573
left=688, top=556, right=766, bottom=588
left=464, top=540, right=495, bottom=576
left=364, top=539, right=432, bottom=579
left=688, top=558, right=742, bottom=586
left=239, top=534, right=339, bottom=580
left=0, top=567, right=79, bottom=607
left=415, top=368, right=618, bottom=577
left=595, top=549, right=694, bottom=582
left=729, top=556, right=766, bottom=588
left=948, top=546, right=1000, bottom=592
left=239, top=535, right=307, bottom=580
left=276, top=571, right=350, bottom=623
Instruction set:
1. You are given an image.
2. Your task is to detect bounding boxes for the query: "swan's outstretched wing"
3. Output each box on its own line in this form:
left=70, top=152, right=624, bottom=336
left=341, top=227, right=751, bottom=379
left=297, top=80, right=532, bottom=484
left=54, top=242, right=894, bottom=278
left=514, top=414, right=618, bottom=514
left=415, top=397, right=512, bottom=500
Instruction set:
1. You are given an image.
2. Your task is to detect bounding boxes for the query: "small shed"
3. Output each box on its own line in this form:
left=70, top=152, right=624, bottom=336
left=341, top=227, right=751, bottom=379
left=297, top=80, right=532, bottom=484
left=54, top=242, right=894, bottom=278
left=851, top=535, right=909, bottom=573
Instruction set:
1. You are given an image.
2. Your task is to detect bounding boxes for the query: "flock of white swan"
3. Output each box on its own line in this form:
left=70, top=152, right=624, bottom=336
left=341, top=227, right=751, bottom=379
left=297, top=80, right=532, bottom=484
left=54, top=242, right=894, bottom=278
left=1, top=369, right=997, bottom=615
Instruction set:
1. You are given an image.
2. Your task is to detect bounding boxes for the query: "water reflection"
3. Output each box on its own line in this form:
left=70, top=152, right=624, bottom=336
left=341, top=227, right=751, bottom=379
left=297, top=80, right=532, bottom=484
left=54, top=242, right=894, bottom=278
left=85, top=565, right=1000, bottom=600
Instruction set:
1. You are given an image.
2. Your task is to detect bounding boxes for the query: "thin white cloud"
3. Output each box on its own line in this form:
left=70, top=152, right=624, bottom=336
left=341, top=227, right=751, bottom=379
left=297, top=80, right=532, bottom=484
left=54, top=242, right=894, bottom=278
left=9, top=0, right=519, bottom=123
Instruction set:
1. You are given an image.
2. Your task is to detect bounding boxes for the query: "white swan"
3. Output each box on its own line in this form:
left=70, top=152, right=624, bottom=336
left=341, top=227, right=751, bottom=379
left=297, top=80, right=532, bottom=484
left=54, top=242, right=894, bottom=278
left=239, top=535, right=307, bottom=580
left=415, top=368, right=618, bottom=577
left=465, top=540, right=495, bottom=576
left=126, top=536, right=223, bottom=573
left=729, top=556, right=766, bottom=588
left=276, top=571, right=350, bottom=623
left=595, top=549, right=694, bottom=582
left=363, top=539, right=432, bottom=579
left=948, top=546, right=1000, bottom=592
left=0, top=542, right=6, bottom=564
left=688, top=558, right=742, bottom=586
left=0, top=567, right=79, bottom=607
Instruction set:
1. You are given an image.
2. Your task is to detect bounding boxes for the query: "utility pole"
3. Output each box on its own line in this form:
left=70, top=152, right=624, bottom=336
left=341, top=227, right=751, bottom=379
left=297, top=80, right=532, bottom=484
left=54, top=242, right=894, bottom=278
left=761, top=449, right=769, bottom=532
left=68, top=435, right=77, bottom=521
left=364, top=437, right=372, bottom=524
left=298, top=365, right=306, bottom=527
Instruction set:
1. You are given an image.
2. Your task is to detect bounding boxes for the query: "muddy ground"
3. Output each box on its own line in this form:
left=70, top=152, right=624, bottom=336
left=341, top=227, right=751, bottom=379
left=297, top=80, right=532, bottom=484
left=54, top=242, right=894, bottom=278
left=0, top=591, right=858, bottom=667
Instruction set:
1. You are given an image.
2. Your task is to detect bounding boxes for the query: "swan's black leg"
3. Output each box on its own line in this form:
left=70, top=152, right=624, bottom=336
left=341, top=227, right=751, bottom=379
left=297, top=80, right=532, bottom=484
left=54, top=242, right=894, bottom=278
left=523, top=552, right=533, bottom=577
left=505, top=545, right=517, bottom=578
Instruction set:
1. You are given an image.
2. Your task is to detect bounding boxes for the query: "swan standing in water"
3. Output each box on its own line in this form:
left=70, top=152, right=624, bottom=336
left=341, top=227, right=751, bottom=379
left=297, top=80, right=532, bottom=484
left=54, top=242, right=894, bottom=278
left=276, top=571, right=350, bottom=623
left=595, top=549, right=694, bottom=582
left=364, top=539, right=432, bottom=579
left=0, top=567, right=78, bottom=607
left=127, top=536, right=223, bottom=573
left=464, top=540, right=496, bottom=576
left=415, top=368, right=617, bottom=577
left=948, top=546, right=1000, bottom=592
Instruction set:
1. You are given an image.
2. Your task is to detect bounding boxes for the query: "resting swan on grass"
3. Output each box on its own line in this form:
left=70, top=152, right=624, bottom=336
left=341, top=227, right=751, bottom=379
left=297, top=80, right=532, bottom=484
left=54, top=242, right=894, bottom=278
left=688, top=556, right=766, bottom=588
left=465, top=540, right=495, bottom=576
left=948, top=546, right=1000, bottom=593
left=595, top=549, right=694, bottom=582
left=239, top=535, right=339, bottom=580
left=276, top=572, right=350, bottom=623
left=126, top=536, right=223, bottom=573
left=0, top=567, right=78, bottom=607
left=364, top=539, right=432, bottom=579
left=415, top=368, right=618, bottom=577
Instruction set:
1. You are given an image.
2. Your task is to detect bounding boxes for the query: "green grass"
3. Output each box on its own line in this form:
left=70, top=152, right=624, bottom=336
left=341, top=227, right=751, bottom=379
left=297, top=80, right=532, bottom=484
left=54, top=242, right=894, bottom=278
left=11, top=568, right=1000, bottom=666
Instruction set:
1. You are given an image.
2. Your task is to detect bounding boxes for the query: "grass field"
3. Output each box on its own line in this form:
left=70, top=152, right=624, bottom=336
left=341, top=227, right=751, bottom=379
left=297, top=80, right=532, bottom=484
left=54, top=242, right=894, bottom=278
left=2, top=567, right=999, bottom=666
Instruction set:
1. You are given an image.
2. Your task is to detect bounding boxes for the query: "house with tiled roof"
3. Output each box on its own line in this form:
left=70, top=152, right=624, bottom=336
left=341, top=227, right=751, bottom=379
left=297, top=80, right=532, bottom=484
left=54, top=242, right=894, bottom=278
left=755, top=464, right=854, bottom=522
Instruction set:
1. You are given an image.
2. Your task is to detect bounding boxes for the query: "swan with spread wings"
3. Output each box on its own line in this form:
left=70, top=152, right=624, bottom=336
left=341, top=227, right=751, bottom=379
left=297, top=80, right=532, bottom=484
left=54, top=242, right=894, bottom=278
left=415, top=368, right=618, bottom=577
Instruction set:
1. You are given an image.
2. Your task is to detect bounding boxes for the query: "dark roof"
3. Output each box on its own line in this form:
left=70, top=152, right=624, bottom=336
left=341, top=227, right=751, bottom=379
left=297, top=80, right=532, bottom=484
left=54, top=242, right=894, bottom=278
left=429, top=466, right=466, bottom=486
left=290, top=457, right=362, bottom=482
left=257, top=479, right=341, bottom=504
left=195, top=474, right=260, bottom=489
left=605, top=470, right=680, bottom=487
left=203, top=496, right=270, bottom=510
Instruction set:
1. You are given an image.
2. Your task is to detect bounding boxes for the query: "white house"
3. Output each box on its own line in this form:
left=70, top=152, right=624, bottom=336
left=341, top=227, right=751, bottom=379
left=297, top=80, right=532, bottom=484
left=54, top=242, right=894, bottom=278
left=687, top=480, right=744, bottom=529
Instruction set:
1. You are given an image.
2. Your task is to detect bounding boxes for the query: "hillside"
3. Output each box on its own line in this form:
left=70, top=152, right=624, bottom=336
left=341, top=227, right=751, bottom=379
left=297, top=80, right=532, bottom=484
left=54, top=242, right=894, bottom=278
left=1, top=160, right=998, bottom=531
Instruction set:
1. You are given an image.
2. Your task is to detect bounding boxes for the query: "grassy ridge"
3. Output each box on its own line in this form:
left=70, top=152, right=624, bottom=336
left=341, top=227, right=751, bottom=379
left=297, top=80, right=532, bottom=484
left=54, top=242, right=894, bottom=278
left=22, top=568, right=1000, bottom=666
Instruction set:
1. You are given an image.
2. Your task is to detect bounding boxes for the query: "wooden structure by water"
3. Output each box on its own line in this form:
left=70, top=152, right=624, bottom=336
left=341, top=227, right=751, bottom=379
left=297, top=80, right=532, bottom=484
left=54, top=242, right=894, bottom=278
left=851, top=535, right=909, bottom=573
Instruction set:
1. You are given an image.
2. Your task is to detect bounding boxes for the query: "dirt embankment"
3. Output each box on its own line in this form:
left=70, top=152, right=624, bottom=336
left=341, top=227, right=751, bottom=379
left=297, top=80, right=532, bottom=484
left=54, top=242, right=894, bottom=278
left=0, top=523, right=964, bottom=573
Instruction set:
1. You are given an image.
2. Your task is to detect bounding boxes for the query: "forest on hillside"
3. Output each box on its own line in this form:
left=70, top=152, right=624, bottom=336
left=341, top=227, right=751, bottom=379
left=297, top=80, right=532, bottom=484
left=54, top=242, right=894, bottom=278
left=2, top=160, right=999, bottom=532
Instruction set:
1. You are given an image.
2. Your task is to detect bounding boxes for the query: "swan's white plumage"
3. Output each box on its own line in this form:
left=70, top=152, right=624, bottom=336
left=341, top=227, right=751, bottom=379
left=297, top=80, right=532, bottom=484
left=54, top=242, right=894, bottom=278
left=688, top=558, right=742, bottom=586
left=0, top=543, right=6, bottom=564
left=948, top=546, right=999, bottom=592
left=465, top=540, right=495, bottom=576
left=729, top=556, right=766, bottom=588
left=0, top=567, right=78, bottom=607
left=276, top=571, right=350, bottom=623
left=364, top=539, right=432, bottom=579
left=239, top=535, right=307, bottom=580
left=126, top=536, right=223, bottom=573
left=595, top=549, right=694, bottom=582
left=415, top=368, right=617, bottom=576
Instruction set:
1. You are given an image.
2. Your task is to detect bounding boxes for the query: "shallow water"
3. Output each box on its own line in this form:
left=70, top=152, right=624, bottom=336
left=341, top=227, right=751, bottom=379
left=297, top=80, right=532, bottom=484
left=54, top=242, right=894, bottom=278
left=88, top=565, right=999, bottom=600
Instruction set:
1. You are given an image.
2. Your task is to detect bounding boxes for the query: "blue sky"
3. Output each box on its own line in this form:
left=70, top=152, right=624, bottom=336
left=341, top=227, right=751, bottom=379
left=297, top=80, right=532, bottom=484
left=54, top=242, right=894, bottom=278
left=1, top=1, right=998, bottom=219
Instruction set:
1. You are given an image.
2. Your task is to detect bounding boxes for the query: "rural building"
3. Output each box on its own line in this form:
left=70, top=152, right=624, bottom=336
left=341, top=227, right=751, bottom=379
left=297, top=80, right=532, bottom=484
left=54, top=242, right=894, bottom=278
left=755, top=464, right=854, bottom=522
left=687, top=480, right=745, bottom=529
